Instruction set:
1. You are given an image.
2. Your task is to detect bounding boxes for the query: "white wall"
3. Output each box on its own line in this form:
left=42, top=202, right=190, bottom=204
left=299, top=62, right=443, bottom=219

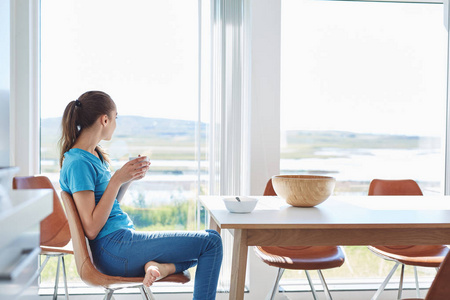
left=0, top=0, right=10, bottom=167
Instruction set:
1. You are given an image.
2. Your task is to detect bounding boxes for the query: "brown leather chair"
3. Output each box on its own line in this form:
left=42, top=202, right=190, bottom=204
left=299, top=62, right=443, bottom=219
left=254, top=178, right=345, bottom=300
left=368, top=179, right=449, bottom=300
left=13, top=175, right=73, bottom=300
left=402, top=250, right=450, bottom=300
left=60, top=191, right=190, bottom=299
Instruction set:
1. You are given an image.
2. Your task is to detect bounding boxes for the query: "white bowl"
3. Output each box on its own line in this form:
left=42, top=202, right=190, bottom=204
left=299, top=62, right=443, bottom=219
left=223, top=197, right=258, bottom=213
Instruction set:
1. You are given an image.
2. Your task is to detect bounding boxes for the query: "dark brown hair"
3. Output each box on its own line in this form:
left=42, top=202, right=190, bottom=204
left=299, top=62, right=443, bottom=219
left=58, top=91, right=116, bottom=167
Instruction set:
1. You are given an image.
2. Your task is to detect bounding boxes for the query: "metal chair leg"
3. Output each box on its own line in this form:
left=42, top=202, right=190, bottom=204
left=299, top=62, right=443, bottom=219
left=61, top=255, right=69, bottom=300
left=371, top=262, right=400, bottom=300
left=53, top=256, right=61, bottom=300
left=317, top=269, right=333, bottom=300
left=139, top=285, right=156, bottom=300
left=20, top=255, right=50, bottom=298
left=397, top=264, right=405, bottom=300
left=103, top=289, right=114, bottom=300
left=266, top=268, right=285, bottom=300
left=414, top=266, right=420, bottom=298
left=38, top=256, right=51, bottom=278
left=305, top=270, right=318, bottom=300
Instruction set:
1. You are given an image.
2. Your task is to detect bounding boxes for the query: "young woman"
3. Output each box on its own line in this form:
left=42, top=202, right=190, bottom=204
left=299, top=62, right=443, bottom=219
left=59, top=91, right=223, bottom=299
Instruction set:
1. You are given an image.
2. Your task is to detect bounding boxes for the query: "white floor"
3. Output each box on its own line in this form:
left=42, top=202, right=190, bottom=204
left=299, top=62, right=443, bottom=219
left=39, top=288, right=427, bottom=300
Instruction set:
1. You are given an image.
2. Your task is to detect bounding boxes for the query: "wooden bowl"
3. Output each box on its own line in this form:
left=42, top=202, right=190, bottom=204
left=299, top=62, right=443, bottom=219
left=272, top=175, right=336, bottom=207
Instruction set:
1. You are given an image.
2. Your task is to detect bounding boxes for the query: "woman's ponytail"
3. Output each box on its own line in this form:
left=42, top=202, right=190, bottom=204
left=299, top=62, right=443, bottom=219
left=58, top=100, right=81, bottom=167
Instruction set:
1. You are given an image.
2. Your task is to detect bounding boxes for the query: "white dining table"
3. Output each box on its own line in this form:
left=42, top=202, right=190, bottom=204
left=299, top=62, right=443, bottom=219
left=199, top=195, right=450, bottom=300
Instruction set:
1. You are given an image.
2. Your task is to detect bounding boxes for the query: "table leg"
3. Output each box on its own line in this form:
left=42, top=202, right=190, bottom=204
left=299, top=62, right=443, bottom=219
left=209, top=216, right=221, bottom=234
left=229, top=229, right=248, bottom=300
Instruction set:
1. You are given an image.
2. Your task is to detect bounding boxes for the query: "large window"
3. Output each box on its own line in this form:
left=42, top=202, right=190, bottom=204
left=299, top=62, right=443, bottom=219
left=280, top=0, right=446, bottom=291
left=37, top=0, right=449, bottom=296
left=40, top=0, right=203, bottom=292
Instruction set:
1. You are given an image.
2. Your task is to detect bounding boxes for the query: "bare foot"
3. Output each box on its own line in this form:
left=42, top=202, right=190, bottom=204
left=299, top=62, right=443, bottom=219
left=143, top=261, right=175, bottom=287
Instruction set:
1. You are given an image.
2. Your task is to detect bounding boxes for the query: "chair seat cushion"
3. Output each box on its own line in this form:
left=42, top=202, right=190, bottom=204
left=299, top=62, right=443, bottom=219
left=254, top=246, right=345, bottom=270
left=96, top=270, right=191, bottom=289
left=369, top=245, right=449, bottom=267
left=41, top=241, right=74, bottom=255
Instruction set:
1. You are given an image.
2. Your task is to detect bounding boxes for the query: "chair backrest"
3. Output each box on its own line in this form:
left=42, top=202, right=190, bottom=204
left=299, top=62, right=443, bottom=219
left=262, top=178, right=318, bottom=252
left=61, top=191, right=165, bottom=288
left=425, top=250, right=450, bottom=299
left=60, top=191, right=112, bottom=287
left=13, top=176, right=71, bottom=247
left=368, top=179, right=423, bottom=196
left=369, top=179, right=428, bottom=252
left=264, top=178, right=277, bottom=196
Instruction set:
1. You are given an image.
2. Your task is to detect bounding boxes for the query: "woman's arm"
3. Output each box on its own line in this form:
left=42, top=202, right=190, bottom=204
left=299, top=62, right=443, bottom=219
left=73, top=156, right=150, bottom=239
left=73, top=175, right=122, bottom=240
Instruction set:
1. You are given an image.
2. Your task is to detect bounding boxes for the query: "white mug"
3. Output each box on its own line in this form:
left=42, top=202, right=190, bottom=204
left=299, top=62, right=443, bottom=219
left=129, top=156, right=150, bottom=171
left=129, top=156, right=149, bottom=162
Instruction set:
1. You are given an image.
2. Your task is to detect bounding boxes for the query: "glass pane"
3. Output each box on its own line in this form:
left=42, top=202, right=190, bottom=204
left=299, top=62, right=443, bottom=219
left=281, top=0, right=446, bottom=287
left=40, top=0, right=200, bottom=288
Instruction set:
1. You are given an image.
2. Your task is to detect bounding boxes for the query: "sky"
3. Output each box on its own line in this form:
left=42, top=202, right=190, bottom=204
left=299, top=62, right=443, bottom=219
left=40, top=0, right=198, bottom=121
left=41, top=0, right=448, bottom=137
left=280, top=0, right=447, bottom=136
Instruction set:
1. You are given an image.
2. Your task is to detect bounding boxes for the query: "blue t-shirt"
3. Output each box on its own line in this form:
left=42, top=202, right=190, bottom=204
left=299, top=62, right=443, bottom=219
left=59, top=148, right=134, bottom=240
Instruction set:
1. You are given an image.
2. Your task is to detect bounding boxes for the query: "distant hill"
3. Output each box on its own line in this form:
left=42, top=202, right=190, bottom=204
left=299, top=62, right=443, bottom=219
left=42, top=115, right=440, bottom=154
left=42, top=116, right=207, bottom=140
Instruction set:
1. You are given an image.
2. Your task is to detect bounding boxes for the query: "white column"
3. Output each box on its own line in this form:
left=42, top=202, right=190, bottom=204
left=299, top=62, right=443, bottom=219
left=208, top=0, right=282, bottom=298
left=246, top=0, right=282, bottom=299
left=247, top=0, right=281, bottom=196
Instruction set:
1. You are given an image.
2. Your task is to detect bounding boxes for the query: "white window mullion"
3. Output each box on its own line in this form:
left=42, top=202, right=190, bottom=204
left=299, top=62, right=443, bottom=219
left=11, top=0, right=40, bottom=176
left=445, top=0, right=450, bottom=194
left=208, top=0, right=223, bottom=196
left=0, top=0, right=10, bottom=167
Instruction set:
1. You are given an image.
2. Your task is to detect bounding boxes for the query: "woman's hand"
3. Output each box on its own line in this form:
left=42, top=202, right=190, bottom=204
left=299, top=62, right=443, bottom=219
left=129, top=156, right=151, bottom=181
left=113, top=156, right=150, bottom=184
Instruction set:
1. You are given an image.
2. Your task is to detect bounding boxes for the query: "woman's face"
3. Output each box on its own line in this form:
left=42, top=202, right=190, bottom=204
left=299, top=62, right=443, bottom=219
left=104, top=110, right=117, bottom=141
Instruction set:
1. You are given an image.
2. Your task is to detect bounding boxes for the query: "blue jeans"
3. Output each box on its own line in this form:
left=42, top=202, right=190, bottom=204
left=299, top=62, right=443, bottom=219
left=89, top=229, right=223, bottom=300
